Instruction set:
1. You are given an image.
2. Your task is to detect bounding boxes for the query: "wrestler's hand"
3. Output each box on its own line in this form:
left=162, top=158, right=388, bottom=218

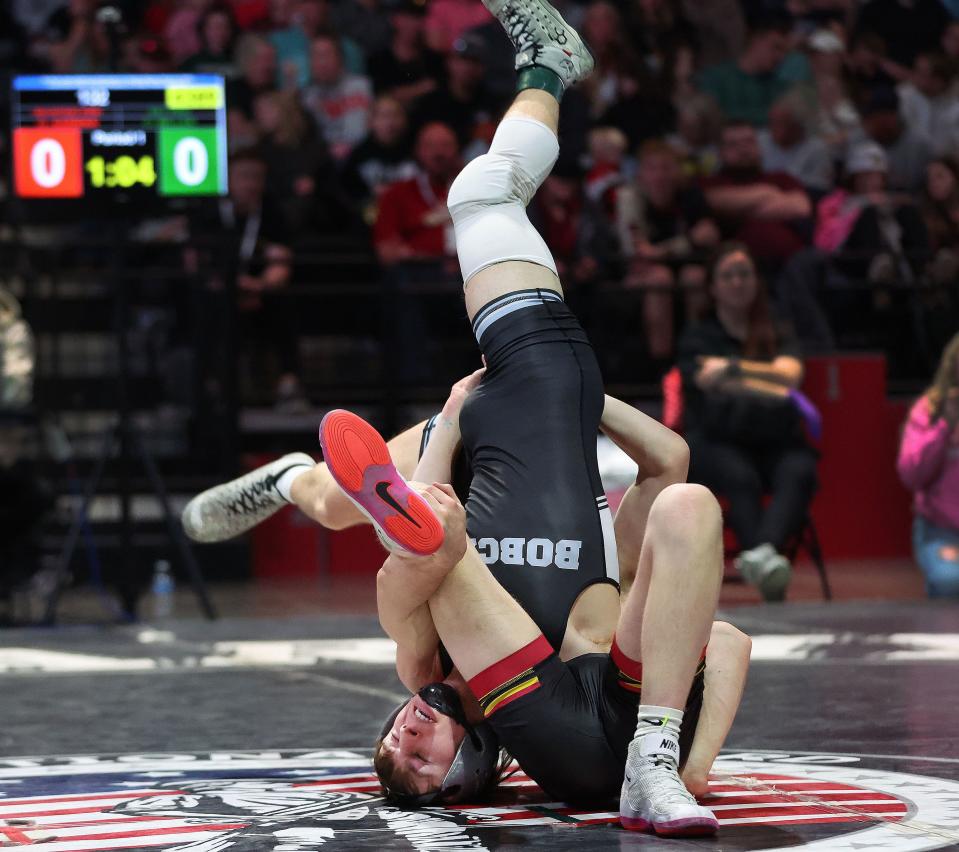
left=441, top=367, right=486, bottom=425
left=419, top=482, right=468, bottom=565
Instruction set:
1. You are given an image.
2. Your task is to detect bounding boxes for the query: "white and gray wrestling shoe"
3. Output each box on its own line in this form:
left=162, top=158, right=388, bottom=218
left=181, top=453, right=314, bottom=543
left=482, top=0, right=594, bottom=89
left=620, top=731, right=719, bottom=837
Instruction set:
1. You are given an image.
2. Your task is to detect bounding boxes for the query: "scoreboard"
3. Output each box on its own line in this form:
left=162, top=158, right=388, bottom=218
left=11, top=74, right=228, bottom=202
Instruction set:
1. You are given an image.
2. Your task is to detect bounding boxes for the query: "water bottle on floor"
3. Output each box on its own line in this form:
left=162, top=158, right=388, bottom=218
left=151, top=560, right=175, bottom=620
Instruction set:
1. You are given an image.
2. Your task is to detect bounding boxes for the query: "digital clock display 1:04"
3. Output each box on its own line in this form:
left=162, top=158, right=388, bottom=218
left=85, top=155, right=158, bottom=189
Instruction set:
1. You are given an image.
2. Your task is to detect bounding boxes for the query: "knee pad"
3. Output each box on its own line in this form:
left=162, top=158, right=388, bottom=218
left=447, top=154, right=538, bottom=224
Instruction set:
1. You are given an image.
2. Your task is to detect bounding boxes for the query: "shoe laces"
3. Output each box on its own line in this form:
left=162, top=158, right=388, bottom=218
left=502, top=4, right=541, bottom=57
left=654, top=758, right=699, bottom=806
left=627, top=756, right=699, bottom=810
left=226, top=474, right=280, bottom=517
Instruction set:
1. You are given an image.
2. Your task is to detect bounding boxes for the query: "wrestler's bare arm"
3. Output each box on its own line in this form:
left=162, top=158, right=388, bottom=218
left=411, top=369, right=484, bottom=486
left=601, top=395, right=689, bottom=597
left=378, top=374, right=485, bottom=692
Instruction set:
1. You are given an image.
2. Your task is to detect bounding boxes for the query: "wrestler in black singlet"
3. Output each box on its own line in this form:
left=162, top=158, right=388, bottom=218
left=421, top=288, right=703, bottom=803
left=420, top=288, right=619, bottom=653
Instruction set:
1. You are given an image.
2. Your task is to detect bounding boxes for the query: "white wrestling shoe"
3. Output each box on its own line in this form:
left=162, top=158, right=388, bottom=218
left=482, top=0, right=594, bottom=89
left=181, top=453, right=314, bottom=543
left=620, top=732, right=719, bottom=837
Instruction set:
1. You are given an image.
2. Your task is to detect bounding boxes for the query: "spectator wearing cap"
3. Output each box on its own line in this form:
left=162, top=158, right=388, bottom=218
left=898, top=52, right=959, bottom=158
left=179, top=3, right=237, bottom=77
left=424, top=0, right=492, bottom=53
left=373, top=122, right=460, bottom=265
left=410, top=33, right=504, bottom=151
left=269, top=0, right=366, bottom=90
left=342, top=95, right=418, bottom=220
left=701, top=121, right=812, bottom=276
left=759, top=91, right=834, bottom=195
left=806, top=28, right=862, bottom=158
left=815, top=141, right=929, bottom=285
left=367, top=1, right=444, bottom=106
left=697, top=17, right=812, bottom=127
left=858, top=86, right=933, bottom=192
left=854, top=0, right=950, bottom=69
left=302, top=33, right=373, bottom=160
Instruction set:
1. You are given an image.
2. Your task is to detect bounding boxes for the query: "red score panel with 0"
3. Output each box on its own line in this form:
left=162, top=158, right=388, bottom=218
left=13, top=127, right=84, bottom=198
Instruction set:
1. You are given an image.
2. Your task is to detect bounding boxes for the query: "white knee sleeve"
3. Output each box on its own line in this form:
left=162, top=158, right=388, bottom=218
left=447, top=117, right=560, bottom=284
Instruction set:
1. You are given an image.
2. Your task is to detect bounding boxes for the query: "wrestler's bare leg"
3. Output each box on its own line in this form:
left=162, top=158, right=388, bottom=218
left=613, top=483, right=724, bottom=835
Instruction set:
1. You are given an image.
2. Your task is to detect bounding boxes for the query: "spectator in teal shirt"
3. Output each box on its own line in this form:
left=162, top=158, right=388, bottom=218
left=268, top=0, right=365, bottom=89
left=697, top=18, right=811, bottom=127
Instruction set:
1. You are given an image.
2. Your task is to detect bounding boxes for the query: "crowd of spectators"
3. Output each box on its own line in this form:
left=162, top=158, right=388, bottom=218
left=4, top=0, right=959, bottom=402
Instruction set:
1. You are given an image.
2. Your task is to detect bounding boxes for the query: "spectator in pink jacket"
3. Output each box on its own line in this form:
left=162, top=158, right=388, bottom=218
left=897, top=331, right=959, bottom=598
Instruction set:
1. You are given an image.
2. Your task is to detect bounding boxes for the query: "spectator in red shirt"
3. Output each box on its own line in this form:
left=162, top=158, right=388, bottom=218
left=373, top=122, right=461, bottom=265
left=701, top=121, right=812, bottom=275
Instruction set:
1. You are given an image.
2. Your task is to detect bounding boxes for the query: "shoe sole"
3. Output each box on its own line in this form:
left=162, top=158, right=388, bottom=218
left=620, top=814, right=719, bottom=836
left=318, top=409, right=444, bottom=556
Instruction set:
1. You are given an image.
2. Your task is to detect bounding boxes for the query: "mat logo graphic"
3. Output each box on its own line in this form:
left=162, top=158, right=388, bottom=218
left=1, top=750, right=958, bottom=850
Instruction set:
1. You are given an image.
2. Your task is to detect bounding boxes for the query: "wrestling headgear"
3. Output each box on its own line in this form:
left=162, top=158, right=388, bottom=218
left=377, top=683, right=500, bottom=807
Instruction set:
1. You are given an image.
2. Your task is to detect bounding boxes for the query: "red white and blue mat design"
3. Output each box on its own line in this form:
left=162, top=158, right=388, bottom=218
left=1, top=750, right=958, bottom=850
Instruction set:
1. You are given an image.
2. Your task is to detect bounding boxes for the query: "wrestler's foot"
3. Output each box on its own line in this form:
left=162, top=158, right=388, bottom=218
left=181, top=453, right=315, bottom=543
left=319, top=409, right=444, bottom=556
left=482, top=0, right=593, bottom=88
left=620, top=734, right=719, bottom=837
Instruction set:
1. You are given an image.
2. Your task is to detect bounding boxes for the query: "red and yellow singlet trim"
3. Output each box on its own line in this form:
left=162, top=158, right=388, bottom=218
left=610, top=637, right=708, bottom=695
left=468, top=635, right=553, bottom=717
